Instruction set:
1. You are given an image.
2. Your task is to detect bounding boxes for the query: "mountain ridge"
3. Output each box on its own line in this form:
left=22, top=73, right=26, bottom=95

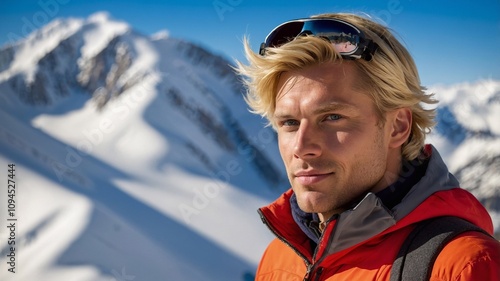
left=0, top=12, right=285, bottom=281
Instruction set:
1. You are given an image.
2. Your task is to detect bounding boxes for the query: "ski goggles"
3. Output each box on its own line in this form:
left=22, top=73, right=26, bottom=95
left=259, top=18, right=378, bottom=61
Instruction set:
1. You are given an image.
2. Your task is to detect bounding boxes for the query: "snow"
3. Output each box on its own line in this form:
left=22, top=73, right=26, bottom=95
left=0, top=12, right=280, bottom=280
left=80, top=12, right=130, bottom=59
left=429, top=79, right=500, bottom=134
left=0, top=18, right=84, bottom=83
left=428, top=79, right=500, bottom=169
left=0, top=156, right=94, bottom=281
left=427, top=79, right=500, bottom=234
left=0, top=102, right=271, bottom=279
left=151, top=30, right=170, bottom=41
left=32, top=73, right=165, bottom=169
left=113, top=166, right=274, bottom=266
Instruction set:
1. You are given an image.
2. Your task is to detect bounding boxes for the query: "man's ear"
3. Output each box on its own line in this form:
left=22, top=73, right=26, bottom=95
left=388, top=108, right=412, bottom=148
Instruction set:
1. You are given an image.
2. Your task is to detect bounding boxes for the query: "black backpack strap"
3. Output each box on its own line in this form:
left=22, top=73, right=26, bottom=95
left=390, top=216, right=491, bottom=281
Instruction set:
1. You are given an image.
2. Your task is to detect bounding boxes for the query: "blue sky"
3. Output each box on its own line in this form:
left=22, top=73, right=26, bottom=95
left=0, top=0, right=499, bottom=86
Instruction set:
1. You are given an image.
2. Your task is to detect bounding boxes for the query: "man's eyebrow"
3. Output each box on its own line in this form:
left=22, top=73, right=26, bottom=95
left=312, top=103, right=356, bottom=115
left=273, top=103, right=357, bottom=119
left=272, top=112, right=294, bottom=120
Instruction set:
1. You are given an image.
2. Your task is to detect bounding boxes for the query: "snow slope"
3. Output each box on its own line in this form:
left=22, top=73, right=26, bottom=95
left=0, top=11, right=498, bottom=281
left=0, top=12, right=286, bottom=281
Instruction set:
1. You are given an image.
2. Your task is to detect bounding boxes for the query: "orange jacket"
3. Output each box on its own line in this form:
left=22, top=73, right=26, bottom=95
left=256, top=146, right=500, bottom=281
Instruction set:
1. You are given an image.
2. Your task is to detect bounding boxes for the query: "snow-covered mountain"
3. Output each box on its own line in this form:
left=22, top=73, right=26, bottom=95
left=0, top=12, right=287, bottom=281
left=427, top=79, right=500, bottom=237
left=0, top=11, right=498, bottom=281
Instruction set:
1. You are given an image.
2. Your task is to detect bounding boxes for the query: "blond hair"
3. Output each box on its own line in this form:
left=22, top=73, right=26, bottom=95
left=235, top=13, right=437, bottom=160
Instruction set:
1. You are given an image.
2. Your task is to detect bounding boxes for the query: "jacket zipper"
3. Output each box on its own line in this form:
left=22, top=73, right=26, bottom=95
left=258, top=210, right=311, bottom=268
left=303, top=265, right=324, bottom=281
left=258, top=210, right=337, bottom=281
left=304, top=215, right=339, bottom=281
left=303, top=240, right=321, bottom=281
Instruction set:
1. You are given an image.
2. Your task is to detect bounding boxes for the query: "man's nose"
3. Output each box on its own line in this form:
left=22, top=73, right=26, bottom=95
left=293, top=121, right=322, bottom=159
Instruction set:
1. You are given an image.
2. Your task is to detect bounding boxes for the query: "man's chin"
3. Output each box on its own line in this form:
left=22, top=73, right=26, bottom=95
left=296, top=192, right=331, bottom=213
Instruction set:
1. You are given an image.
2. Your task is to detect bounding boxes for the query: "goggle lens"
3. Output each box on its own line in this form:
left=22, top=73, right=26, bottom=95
left=260, top=18, right=376, bottom=60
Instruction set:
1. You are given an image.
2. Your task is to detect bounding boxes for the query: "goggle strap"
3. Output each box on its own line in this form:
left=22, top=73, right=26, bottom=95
left=361, top=40, right=379, bottom=61
left=259, top=42, right=266, bottom=56
left=258, top=40, right=379, bottom=61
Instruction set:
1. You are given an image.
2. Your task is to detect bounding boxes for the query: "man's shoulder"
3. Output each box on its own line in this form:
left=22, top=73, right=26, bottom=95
left=262, top=237, right=307, bottom=262
left=432, top=231, right=500, bottom=280
left=256, top=238, right=308, bottom=279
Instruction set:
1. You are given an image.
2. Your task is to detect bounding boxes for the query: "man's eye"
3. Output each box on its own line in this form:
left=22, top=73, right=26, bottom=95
left=325, top=114, right=342, bottom=121
left=282, top=120, right=299, bottom=127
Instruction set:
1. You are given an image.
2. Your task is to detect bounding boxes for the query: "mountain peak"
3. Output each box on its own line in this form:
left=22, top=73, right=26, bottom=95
left=1, top=11, right=133, bottom=84
left=87, top=11, right=113, bottom=23
left=151, top=29, right=170, bottom=41
left=85, top=11, right=130, bottom=35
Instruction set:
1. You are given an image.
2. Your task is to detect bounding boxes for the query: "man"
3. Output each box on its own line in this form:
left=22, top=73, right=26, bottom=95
left=236, top=13, right=500, bottom=280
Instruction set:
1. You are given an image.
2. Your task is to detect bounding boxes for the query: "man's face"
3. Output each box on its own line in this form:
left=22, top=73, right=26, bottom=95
left=274, top=62, right=396, bottom=221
